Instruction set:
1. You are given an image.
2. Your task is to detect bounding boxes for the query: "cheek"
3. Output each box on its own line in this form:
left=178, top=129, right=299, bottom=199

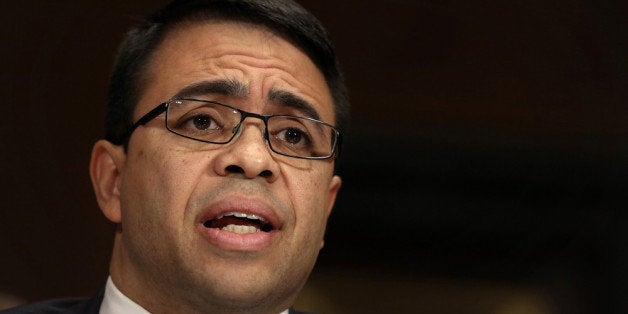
left=124, top=145, right=207, bottom=224
left=155, top=154, right=208, bottom=216
left=283, top=167, right=333, bottom=224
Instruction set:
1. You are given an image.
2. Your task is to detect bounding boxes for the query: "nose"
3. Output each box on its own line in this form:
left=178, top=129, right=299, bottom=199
left=212, top=120, right=279, bottom=181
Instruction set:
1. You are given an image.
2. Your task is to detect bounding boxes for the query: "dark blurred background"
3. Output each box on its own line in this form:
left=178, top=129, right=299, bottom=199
left=0, top=1, right=625, bottom=313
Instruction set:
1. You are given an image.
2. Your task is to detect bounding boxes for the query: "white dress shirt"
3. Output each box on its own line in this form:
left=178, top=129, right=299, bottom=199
left=100, top=276, right=289, bottom=314
left=99, top=277, right=149, bottom=314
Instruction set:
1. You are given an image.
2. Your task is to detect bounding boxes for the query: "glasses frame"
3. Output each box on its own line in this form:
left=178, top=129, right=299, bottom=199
left=125, top=98, right=342, bottom=160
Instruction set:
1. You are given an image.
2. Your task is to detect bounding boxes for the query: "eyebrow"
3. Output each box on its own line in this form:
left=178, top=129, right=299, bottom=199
left=268, top=89, right=321, bottom=120
left=171, top=79, right=249, bottom=99
left=171, top=80, right=321, bottom=120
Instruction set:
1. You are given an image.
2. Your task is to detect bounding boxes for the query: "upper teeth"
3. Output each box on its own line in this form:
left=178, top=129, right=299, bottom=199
left=216, top=212, right=266, bottom=222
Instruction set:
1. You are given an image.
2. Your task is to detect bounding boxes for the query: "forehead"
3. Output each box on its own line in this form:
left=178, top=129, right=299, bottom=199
left=138, top=20, right=335, bottom=123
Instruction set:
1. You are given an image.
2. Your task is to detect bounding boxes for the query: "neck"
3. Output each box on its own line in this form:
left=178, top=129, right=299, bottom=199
left=108, top=234, right=291, bottom=314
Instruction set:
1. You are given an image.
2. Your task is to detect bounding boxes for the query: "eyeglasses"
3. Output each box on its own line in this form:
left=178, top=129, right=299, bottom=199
left=126, top=98, right=341, bottom=160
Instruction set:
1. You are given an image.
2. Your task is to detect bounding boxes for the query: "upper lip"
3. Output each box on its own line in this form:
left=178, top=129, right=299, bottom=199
left=197, top=194, right=283, bottom=231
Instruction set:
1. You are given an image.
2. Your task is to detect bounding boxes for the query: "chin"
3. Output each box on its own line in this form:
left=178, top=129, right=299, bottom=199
left=195, top=279, right=298, bottom=312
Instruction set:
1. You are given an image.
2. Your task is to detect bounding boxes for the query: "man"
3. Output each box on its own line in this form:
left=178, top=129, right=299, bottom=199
left=3, top=0, right=348, bottom=313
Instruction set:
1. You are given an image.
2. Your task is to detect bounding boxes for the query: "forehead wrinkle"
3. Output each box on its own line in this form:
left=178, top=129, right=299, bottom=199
left=268, top=89, right=321, bottom=121
left=171, top=79, right=249, bottom=100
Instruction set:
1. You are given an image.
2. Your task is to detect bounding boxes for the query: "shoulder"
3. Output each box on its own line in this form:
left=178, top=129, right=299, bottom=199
left=1, top=289, right=103, bottom=314
left=1, top=298, right=91, bottom=314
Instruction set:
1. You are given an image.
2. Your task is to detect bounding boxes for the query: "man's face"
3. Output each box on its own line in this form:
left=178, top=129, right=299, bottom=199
left=101, top=21, right=341, bottom=311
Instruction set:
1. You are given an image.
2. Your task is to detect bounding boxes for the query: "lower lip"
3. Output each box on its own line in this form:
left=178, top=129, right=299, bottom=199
left=197, top=225, right=276, bottom=251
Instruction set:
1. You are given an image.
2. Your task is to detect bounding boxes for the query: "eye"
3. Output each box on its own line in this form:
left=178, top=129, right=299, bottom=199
left=276, top=127, right=311, bottom=147
left=190, top=114, right=218, bottom=130
left=177, top=113, right=222, bottom=134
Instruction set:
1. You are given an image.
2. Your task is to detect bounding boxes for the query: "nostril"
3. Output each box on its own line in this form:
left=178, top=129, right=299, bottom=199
left=225, top=165, right=244, bottom=174
left=259, top=170, right=272, bottom=178
left=224, top=165, right=273, bottom=179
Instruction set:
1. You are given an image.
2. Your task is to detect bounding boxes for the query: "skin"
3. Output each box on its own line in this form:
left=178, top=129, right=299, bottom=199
left=90, top=21, right=341, bottom=314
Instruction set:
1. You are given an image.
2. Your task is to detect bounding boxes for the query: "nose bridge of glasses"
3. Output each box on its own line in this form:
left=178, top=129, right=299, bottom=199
left=233, top=112, right=269, bottom=141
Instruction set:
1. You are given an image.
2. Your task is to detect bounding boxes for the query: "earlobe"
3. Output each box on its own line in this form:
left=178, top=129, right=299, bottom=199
left=90, top=140, right=126, bottom=224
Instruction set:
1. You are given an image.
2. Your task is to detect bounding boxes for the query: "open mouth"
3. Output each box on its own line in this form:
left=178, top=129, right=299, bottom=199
left=203, top=212, right=274, bottom=234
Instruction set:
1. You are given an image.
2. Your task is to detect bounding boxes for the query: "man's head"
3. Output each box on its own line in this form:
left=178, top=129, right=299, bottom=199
left=89, top=0, right=347, bottom=313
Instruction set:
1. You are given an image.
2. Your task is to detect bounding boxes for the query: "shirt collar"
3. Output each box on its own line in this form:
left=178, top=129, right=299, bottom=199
left=100, top=277, right=150, bottom=314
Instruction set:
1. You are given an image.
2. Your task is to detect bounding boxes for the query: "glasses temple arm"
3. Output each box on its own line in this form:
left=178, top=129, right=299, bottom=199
left=118, top=102, right=169, bottom=145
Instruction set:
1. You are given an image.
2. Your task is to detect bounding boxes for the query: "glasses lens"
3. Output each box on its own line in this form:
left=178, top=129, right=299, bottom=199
left=267, top=116, right=336, bottom=158
left=166, top=100, right=240, bottom=143
left=164, top=99, right=338, bottom=159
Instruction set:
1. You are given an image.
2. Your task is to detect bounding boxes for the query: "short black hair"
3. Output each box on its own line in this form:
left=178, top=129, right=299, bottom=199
left=105, top=0, right=349, bottom=148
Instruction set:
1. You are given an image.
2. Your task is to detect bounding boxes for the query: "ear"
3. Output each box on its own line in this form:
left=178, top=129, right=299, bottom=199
left=90, top=140, right=126, bottom=223
left=326, top=175, right=342, bottom=217
left=320, top=175, right=342, bottom=249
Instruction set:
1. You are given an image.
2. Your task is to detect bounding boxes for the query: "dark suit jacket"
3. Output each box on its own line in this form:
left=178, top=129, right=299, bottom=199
left=0, top=288, right=104, bottom=314
left=0, top=288, right=311, bottom=314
